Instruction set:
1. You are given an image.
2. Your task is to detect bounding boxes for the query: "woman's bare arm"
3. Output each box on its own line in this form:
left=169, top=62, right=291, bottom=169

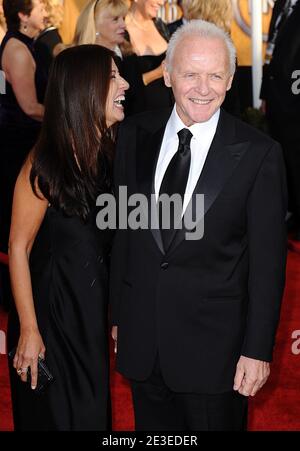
left=8, top=156, right=48, bottom=388
left=2, top=39, right=44, bottom=121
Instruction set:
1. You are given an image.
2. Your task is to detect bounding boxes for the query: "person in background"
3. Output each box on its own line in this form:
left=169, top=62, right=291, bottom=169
left=34, top=0, right=63, bottom=74
left=122, top=0, right=174, bottom=115
left=7, top=44, right=129, bottom=431
left=168, top=0, right=233, bottom=35
left=260, top=0, right=300, bottom=242
left=0, top=0, right=47, bottom=255
left=73, top=0, right=128, bottom=58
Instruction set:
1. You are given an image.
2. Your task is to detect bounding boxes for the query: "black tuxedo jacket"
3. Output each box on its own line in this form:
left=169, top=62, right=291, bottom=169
left=260, top=0, right=300, bottom=122
left=110, top=108, right=287, bottom=394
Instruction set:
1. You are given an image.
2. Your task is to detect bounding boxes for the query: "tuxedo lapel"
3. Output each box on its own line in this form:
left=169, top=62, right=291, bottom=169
left=136, top=124, right=166, bottom=254
left=167, top=110, right=250, bottom=255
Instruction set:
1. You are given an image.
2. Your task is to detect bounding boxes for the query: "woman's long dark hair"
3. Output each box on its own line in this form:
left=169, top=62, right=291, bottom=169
left=30, top=44, right=117, bottom=220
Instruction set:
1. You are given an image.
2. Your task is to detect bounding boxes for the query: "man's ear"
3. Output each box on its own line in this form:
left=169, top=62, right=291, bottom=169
left=162, top=60, right=172, bottom=88
left=226, top=74, right=234, bottom=91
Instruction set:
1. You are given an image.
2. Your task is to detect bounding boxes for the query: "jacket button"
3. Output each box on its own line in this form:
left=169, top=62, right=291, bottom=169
left=160, top=262, right=169, bottom=270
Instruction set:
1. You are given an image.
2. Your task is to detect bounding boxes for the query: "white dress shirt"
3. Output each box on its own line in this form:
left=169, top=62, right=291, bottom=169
left=154, top=106, right=220, bottom=213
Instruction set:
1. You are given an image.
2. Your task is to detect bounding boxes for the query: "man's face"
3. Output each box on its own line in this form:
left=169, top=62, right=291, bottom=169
left=164, top=36, right=233, bottom=126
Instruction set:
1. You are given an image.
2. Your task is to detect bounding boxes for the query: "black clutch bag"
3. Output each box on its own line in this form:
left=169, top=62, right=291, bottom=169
left=9, top=348, right=54, bottom=394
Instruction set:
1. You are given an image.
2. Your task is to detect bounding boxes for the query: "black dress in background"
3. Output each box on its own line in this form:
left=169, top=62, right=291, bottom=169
left=7, top=205, right=112, bottom=430
left=122, top=52, right=174, bottom=116
left=0, top=31, right=47, bottom=253
left=121, top=18, right=174, bottom=116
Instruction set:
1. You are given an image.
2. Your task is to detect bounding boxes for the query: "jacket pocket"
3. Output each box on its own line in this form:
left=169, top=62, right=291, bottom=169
left=202, top=295, right=246, bottom=303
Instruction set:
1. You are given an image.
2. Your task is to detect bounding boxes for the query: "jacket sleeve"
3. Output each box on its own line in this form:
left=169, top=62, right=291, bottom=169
left=109, top=122, right=131, bottom=326
left=242, top=142, right=288, bottom=361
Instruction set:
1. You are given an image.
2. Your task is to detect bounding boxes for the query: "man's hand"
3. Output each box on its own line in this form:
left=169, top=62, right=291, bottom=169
left=233, top=355, right=270, bottom=397
left=260, top=100, right=267, bottom=115
left=111, top=326, right=118, bottom=354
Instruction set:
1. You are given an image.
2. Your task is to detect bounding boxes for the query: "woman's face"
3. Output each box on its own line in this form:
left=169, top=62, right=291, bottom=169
left=25, top=0, right=46, bottom=32
left=95, top=7, right=126, bottom=49
left=137, top=0, right=165, bottom=19
left=105, top=59, right=129, bottom=127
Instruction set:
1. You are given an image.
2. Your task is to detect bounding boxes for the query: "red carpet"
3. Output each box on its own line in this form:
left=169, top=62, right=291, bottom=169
left=1, top=250, right=300, bottom=431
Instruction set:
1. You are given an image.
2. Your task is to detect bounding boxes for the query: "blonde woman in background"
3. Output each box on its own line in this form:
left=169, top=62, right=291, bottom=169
left=73, top=0, right=128, bottom=57
left=186, top=0, right=232, bottom=32
left=35, top=0, right=64, bottom=73
left=168, top=0, right=233, bottom=35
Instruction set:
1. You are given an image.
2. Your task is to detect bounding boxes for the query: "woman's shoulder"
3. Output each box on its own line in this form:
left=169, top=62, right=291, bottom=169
left=2, top=37, right=34, bottom=70
left=4, top=36, right=28, bottom=51
left=2, top=33, right=32, bottom=56
left=5, top=42, right=34, bottom=69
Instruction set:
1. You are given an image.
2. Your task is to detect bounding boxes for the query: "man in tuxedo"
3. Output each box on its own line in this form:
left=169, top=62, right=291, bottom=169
left=261, top=0, right=300, bottom=239
left=110, top=20, right=287, bottom=430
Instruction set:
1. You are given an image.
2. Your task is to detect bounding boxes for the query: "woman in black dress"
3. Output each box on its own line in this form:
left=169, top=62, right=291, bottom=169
left=7, top=44, right=129, bottom=431
left=122, top=0, right=174, bottom=115
left=73, top=0, right=128, bottom=56
left=0, top=0, right=47, bottom=253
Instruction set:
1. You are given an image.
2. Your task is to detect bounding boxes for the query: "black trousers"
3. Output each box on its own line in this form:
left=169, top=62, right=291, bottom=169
left=130, top=356, right=248, bottom=431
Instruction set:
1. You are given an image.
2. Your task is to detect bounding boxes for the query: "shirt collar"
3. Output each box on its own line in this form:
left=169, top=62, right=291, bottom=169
left=166, top=105, right=220, bottom=142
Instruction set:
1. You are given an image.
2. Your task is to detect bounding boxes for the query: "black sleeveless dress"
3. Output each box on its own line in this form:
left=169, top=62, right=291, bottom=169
left=0, top=31, right=47, bottom=252
left=122, top=52, right=174, bottom=116
left=121, top=18, right=174, bottom=116
left=7, top=205, right=113, bottom=431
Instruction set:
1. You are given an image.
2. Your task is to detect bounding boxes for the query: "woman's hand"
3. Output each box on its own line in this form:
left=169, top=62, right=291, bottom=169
left=13, top=327, right=46, bottom=389
left=260, top=100, right=267, bottom=115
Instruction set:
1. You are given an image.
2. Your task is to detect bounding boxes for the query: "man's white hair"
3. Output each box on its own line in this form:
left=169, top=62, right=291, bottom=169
left=166, top=19, right=236, bottom=75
